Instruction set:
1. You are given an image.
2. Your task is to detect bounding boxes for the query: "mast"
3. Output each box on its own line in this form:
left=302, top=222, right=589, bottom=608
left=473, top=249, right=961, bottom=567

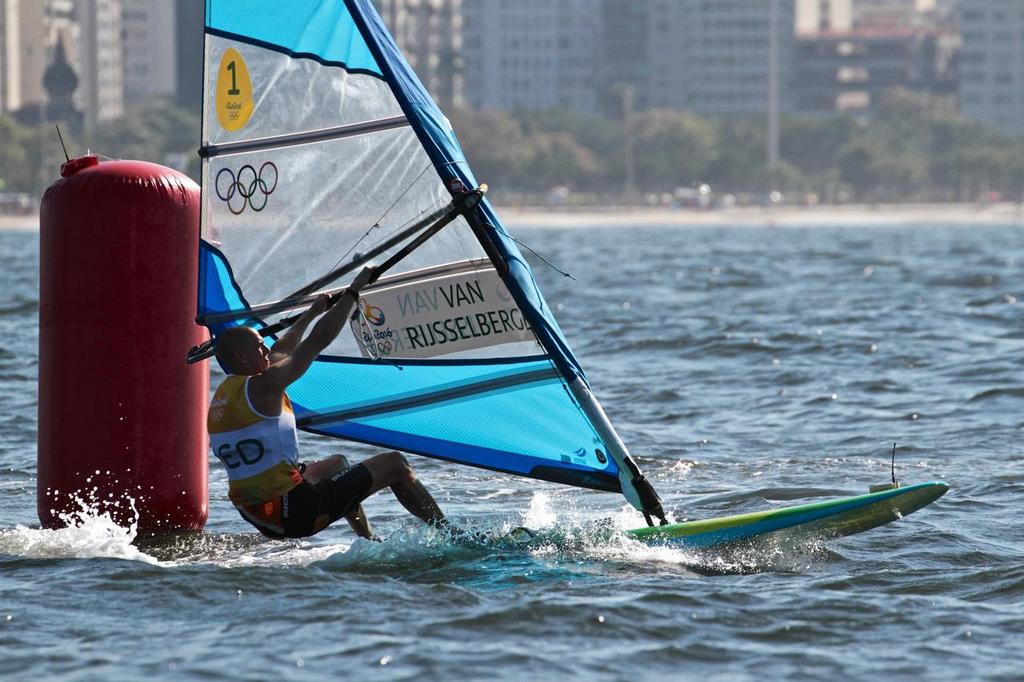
left=565, top=377, right=667, bottom=526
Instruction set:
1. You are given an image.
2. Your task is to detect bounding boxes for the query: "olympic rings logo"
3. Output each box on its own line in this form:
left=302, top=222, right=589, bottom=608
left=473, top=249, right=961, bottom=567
left=215, top=162, right=278, bottom=214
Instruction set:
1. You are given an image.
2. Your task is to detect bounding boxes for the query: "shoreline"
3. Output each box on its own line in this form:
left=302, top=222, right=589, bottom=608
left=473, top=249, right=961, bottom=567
left=500, top=202, right=1024, bottom=228
left=5, top=202, right=1023, bottom=232
left=0, top=215, right=39, bottom=230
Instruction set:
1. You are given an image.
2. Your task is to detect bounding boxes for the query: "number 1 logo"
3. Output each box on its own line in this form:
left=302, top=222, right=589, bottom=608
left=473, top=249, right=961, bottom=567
left=216, top=48, right=254, bottom=132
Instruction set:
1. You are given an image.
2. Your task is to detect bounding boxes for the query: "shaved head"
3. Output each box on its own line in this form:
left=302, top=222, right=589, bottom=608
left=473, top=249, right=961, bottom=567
left=215, top=326, right=265, bottom=373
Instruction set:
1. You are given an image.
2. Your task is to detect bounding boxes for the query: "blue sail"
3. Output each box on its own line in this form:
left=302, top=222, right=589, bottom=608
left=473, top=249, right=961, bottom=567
left=199, top=0, right=659, bottom=507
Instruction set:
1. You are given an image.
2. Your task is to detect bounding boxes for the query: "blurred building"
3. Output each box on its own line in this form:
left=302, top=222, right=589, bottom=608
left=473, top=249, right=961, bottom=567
left=796, top=25, right=957, bottom=115
left=0, top=0, right=127, bottom=133
left=601, top=0, right=650, bottom=114
left=376, top=0, right=463, bottom=108
left=0, top=0, right=78, bottom=123
left=0, top=0, right=15, bottom=111
left=462, top=0, right=598, bottom=112
left=121, top=0, right=176, bottom=106
left=462, top=0, right=795, bottom=117
left=796, top=0, right=852, bottom=33
left=76, top=0, right=123, bottom=130
left=174, top=0, right=203, bottom=112
left=958, top=1, right=1024, bottom=136
left=648, top=0, right=796, bottom=116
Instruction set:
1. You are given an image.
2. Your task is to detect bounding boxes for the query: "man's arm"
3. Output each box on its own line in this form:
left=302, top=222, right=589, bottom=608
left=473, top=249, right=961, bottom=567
left=253, top=266, right=376, bottom=394
left=268, top=294, right=330, bottom=363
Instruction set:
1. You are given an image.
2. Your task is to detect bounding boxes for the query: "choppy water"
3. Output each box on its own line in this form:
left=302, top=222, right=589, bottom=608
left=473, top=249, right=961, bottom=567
left=1, top=222, right=1021, bottom=681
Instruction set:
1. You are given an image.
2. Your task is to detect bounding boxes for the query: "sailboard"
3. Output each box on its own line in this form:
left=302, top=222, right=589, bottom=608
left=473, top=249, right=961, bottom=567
left=626, top=481, right=948, bottom=549
left=191, top=0, right=945, bottom=544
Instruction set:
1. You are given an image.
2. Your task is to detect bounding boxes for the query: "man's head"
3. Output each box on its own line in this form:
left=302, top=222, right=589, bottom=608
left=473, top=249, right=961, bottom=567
left=215, top=326, right=270, bottom=375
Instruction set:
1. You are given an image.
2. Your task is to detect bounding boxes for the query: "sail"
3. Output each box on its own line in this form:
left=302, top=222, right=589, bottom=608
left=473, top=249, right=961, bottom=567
left=198, top=0, right=664, bottom=520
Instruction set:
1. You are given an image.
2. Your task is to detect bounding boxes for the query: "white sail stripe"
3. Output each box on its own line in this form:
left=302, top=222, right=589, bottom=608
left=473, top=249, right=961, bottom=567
left=200, top=115, right=410, bottom=158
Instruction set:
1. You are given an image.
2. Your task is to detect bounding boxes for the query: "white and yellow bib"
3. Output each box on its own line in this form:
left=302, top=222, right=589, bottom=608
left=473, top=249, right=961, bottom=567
left=208, top=375, right=302, bottom=506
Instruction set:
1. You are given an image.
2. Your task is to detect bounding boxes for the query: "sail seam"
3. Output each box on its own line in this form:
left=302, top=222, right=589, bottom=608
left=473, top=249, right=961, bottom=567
left=199, top=115, right=409, bottom=158
left=296, top=367, right=558, bottom=426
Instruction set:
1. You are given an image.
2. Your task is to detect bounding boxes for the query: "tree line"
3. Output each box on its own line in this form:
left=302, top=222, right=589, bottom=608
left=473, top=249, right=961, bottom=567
left=0, top=99, right=201, bottom=199
left=2, top=89, right=1022, bottom=205
left=451, top=90, right=1024, bottom=204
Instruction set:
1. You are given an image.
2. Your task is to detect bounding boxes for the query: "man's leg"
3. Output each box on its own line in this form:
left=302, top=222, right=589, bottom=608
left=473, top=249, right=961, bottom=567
left=360, top=451, right=445, bottom=525
left=303, top=455, right=373, bottom=539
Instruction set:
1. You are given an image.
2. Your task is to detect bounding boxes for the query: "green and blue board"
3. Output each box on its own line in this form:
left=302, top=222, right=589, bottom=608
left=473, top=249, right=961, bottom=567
left=626, top=481, right=948, bottom=549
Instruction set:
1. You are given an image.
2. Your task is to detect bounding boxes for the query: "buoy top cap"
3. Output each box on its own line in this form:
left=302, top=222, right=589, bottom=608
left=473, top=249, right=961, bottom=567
left=60, top=155, right=99, bottom=178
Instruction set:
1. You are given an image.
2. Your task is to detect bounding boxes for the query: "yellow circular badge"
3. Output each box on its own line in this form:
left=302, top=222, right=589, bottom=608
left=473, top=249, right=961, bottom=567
left=215, top=48, right=254, bottom=132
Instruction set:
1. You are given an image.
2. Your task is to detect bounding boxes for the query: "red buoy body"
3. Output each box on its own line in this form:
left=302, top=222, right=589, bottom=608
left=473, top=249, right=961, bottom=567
left=38, top=156, right=209, bottom=533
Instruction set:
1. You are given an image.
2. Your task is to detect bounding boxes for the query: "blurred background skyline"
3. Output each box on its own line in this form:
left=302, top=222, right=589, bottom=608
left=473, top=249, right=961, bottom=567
left=1, top=0, right=1023, bottom=210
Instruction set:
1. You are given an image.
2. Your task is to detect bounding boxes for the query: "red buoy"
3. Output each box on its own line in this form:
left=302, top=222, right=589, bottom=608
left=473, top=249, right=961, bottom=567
left=38, top=156, right=209, bottom=533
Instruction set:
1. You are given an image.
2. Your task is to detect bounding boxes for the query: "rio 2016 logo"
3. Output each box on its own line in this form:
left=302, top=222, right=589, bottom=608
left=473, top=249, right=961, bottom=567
left=363, top=301, right=386, bottom=326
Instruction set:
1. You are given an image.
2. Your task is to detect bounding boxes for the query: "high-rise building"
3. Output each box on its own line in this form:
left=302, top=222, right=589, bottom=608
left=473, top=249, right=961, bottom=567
left=648, top=0, right=796, bottom=116
left=121, top=0, right=176, bottom=106
left=376, top=0, right=464, bottom=108
left=0, top=0, right=82, bottom=123
left=462, top=0, right=796, bottom=117
left=0, top=0, right=14, bottom=112
left=796, top=25, right=957, bottom=115
left=75, top=0, right=123, bottom=130
left=174, top=0, right=203, bottom=112
left=461, top=0, right=599, bottom=112
left=600, top=0, right=650, bottom=114
left=959, top=1, right=1024, bottom=137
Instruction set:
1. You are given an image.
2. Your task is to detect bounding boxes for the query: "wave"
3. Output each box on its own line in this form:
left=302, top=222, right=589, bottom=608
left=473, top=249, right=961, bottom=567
left=968, top=386, right=1024, bottom=402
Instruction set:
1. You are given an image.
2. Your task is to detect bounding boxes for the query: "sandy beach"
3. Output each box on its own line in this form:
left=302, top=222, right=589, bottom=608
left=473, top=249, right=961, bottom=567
left=0, top=214, right=39, bottom=230
left=6, top=202, right=1024, bottom=232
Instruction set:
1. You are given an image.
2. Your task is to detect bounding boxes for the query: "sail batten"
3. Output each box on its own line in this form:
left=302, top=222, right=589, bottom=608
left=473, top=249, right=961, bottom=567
left=199, top=0, right=665, bottom=518
left=200, top=115, right=409, bottom=158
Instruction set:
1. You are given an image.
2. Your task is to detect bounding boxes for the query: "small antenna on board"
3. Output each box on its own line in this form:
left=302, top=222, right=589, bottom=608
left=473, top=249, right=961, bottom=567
left=891, top=442, right=897, bottom=486
left=55, top=125, right=70, bottom=162
left=870, top=442, right=901, bottom=493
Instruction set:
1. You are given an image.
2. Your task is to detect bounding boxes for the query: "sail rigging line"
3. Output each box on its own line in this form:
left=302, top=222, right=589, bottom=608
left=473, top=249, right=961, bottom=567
left=501, top=232, right=575, bottom=281
left=324, top=161, right=436, bottom=278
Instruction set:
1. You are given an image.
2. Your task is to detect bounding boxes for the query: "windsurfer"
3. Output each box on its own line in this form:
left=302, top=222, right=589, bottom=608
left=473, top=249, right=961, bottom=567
left=207, top=268, right=448, bottom=540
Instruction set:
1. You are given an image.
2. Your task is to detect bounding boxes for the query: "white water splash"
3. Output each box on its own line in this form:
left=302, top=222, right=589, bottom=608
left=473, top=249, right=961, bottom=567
left=205, top=539, right=351, bottom=569
left=0, top=496, right=160, bottom=565
left=521, top=491, right=558, bottom=528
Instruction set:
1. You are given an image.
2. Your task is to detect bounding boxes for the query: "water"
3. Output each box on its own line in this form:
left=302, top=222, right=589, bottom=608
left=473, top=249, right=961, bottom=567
left=1, top=222, right=1021, bottom=680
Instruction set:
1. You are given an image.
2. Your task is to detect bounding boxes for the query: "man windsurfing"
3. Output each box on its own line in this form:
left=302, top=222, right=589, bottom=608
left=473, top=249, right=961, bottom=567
left=207, top=266, right=448, bottom=540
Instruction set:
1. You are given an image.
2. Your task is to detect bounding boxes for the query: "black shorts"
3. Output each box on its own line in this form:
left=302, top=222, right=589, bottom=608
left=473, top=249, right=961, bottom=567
left=238, top=463, right=374, bottom=539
